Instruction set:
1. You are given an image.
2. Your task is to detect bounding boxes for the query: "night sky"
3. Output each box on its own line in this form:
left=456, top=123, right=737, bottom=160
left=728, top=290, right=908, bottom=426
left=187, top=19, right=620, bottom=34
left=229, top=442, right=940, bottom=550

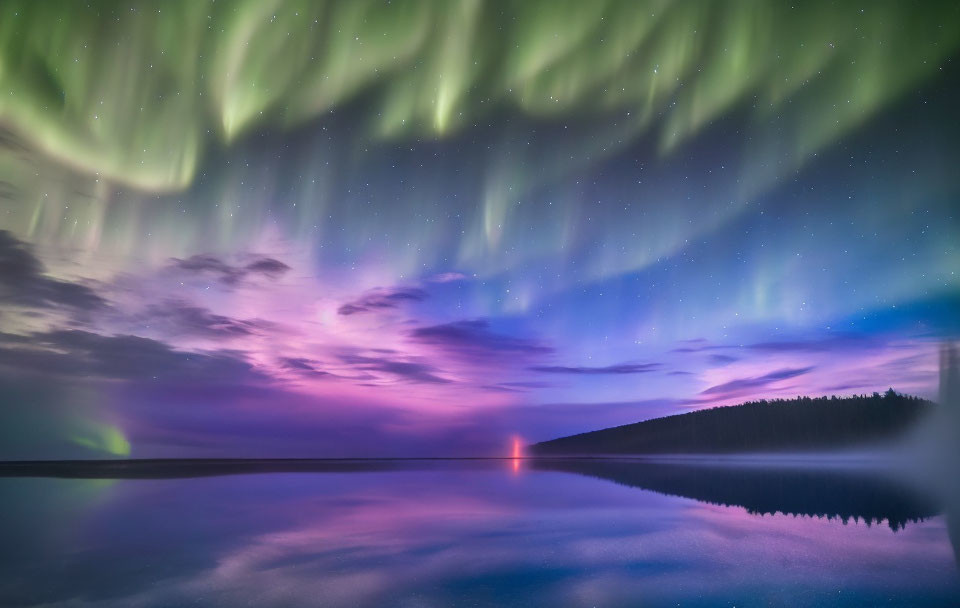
left=0, top=0, right=958, bottom=459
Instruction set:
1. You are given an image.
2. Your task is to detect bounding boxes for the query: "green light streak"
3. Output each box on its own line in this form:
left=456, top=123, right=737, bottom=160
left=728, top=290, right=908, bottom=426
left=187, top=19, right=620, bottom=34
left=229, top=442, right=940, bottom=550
left=0, top=0, right=956, bottom=192
left=71, top=423, right=131, bottom=457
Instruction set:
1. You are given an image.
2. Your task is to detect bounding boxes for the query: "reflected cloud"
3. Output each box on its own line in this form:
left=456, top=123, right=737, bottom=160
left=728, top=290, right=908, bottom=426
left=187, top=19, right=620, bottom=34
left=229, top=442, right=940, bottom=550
left=1, top=463, right=957, bottom=607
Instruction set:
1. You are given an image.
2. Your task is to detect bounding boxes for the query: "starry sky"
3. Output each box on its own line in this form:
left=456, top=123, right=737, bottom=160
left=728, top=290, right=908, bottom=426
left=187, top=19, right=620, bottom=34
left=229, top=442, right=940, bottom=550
left=0, top=0, right=958, bottom=459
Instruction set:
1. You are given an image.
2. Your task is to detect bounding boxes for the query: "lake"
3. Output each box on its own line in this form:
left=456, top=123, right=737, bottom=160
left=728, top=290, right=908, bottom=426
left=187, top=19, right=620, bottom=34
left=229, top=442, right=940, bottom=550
left=1, top=458, right=958, bottom=607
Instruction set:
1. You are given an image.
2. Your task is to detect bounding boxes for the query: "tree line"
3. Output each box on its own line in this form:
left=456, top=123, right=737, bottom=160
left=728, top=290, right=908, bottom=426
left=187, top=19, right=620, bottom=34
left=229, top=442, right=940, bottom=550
left=531, top=390, right=933, bottom=455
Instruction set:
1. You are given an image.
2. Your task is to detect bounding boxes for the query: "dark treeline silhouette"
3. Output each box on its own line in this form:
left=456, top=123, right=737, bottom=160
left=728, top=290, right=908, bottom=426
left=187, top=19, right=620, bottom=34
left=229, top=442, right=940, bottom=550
left=532, top=458, right=938, bottom=531
left=531, top=390, right=933, bottom=455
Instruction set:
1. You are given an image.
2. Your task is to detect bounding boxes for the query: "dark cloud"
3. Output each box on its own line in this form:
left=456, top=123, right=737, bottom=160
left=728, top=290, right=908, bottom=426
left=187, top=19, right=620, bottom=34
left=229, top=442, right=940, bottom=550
left=339, top=353, right=449, bottom=384
left=671, top=343, right=729, bottom=354
left=499, top=381, right=554, bottom=389
left=708, top=354, right=738, bottom=364
left=672, top=334, right=885, bottom=360
left=481, top=384, right=525, bottom=393
left=170, top=254, right=241, bottom=282
left=278, top=357, right=330, bottom=377
left=0, top=329, right=270, bottom=385
left=142, top=299, right=270, bottom=339
left=528, top=362, right=660, bottom=375
left=410, top=319, right=552, bottom=361
left=243, top=258, right=291, bottom=277
left=483, top=380, right=555, bottom=393
left=170, top=254, right=289, bottom=285
left=823, top=382, right=873, bottom=393
left=0, top=230, right=106, bottom=311
left=672, top=334, right=882, bottom=356
left=338, top=287, right=428, bottom=316
left=700, top=366, right=815, bottom=397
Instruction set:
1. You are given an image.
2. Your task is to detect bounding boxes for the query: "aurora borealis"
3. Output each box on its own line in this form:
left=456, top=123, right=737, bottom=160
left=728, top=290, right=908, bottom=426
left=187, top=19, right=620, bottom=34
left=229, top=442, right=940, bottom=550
left=0, top=0, right=958, bottom=458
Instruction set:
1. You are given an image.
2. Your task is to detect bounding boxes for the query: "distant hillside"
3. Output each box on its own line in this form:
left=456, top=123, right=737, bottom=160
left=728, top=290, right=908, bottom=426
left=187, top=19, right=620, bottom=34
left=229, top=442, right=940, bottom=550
left=530, top=390, right=934, bottom=455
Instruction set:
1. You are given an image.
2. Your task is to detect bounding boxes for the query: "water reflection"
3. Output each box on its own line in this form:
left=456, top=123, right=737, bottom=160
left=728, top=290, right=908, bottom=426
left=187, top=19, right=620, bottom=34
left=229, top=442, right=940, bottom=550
left=1, top=460, right=958, bottom=607
left=532, top=458, right=940, bottom=531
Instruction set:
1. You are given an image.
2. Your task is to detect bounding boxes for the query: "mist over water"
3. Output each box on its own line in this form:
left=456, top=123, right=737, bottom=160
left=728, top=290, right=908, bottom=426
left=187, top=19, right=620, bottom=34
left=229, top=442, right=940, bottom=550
left=895, top=343, right=960, bottom=493
left=907, top=341, right=960, bottom=568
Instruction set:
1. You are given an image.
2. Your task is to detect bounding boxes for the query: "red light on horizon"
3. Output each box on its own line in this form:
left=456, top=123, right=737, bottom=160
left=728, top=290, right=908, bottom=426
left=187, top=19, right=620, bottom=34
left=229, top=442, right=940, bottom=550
left=510, top=436, right=523, bottom=474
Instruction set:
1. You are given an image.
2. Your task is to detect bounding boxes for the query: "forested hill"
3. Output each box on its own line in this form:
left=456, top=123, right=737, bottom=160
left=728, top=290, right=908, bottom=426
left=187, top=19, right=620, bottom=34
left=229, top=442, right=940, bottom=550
left=530, top=390, right=933, bottom=455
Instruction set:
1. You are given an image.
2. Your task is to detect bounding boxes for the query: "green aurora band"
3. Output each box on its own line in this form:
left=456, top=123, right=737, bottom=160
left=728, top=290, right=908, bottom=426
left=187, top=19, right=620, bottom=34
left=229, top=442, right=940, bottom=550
left=1, top=0, right=956, bottom=191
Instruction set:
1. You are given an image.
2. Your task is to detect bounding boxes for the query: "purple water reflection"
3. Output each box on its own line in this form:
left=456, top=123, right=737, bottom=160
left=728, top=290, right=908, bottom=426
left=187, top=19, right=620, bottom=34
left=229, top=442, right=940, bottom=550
left=1, top=460, right=958, bottom=607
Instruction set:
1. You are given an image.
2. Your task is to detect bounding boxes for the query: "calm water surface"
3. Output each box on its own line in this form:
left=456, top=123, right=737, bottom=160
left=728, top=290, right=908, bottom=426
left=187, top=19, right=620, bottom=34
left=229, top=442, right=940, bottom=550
left=1, top=459, right=958, bottom=607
